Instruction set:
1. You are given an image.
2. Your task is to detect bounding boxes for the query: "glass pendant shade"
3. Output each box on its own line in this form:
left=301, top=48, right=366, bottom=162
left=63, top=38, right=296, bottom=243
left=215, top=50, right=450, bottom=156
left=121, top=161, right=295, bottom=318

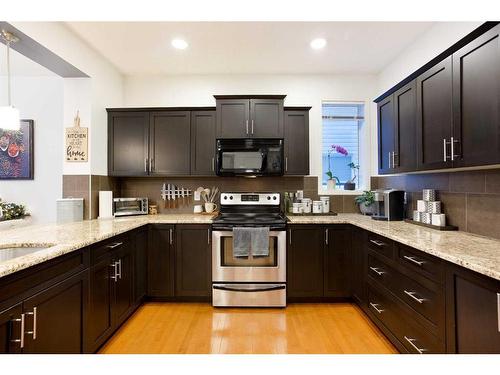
left=0, top=106, right=20, bottom=131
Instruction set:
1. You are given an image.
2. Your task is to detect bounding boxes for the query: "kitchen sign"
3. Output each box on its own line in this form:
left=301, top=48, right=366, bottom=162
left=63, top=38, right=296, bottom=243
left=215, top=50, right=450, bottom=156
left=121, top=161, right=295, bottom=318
left=65, top=111, right=88, bottom=162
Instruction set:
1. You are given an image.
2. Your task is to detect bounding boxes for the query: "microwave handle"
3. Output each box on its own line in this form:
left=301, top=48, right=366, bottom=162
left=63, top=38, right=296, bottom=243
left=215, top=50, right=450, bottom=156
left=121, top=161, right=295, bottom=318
left=260, top=149, right=268, bottom=171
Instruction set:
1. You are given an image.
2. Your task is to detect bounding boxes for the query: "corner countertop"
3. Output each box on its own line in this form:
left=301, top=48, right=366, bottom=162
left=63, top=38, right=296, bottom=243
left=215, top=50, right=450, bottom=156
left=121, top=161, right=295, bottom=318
left=287, top=213, right=500, bottom=281
left=0, top=213, right=499, bottom=282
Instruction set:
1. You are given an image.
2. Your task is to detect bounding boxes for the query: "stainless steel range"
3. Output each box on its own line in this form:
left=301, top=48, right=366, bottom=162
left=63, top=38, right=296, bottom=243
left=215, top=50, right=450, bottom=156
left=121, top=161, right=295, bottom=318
left=211, top=192, right=287, bottom=307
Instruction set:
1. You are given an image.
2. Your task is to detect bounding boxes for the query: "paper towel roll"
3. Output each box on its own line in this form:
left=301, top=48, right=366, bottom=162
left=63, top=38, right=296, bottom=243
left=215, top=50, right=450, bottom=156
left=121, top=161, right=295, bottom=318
left=99, top=191, right=114, bottom=219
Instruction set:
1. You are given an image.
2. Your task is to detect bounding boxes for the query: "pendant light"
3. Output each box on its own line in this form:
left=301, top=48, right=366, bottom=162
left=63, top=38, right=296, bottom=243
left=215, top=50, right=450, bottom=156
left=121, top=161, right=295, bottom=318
left=0, top=30, right=20, bottom=131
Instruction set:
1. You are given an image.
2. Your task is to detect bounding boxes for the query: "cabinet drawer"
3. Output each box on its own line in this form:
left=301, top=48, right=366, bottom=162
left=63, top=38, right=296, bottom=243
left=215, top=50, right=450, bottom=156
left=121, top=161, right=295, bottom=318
left=397, top=244, right=444, bottom=283
left=367, top=254, right=394, bottom=288
left=91, top=235, right=128, bottom=263
left=366, top=233, right=394, bottom=259
left=368, top=285, right=444, bottom=353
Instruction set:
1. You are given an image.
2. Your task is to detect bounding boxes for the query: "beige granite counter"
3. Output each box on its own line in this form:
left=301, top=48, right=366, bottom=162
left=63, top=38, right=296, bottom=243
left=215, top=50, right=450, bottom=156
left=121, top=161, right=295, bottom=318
left=0, top=214, right=214, bottom=279
left=1, top=213, right=499, bottom=282
left=287, top=213, right=500, bottom=281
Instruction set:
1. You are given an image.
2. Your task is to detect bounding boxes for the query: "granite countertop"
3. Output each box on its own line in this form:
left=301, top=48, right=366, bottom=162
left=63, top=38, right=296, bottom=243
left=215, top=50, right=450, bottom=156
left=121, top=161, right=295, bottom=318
left=0, top=213, right=499, bottom=282
left=287, top=213, right=500, bottom=281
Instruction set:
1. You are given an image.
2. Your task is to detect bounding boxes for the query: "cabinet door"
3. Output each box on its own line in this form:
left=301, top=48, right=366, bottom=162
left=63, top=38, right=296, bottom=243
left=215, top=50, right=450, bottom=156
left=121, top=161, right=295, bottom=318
left=87, top=255, right=114, bottom=352
left=448, top=267, right=500, bottom=353
left=150, top=111, right=191, bottom=175
left=416, top=57, right=453, bottom=170
left=148, top=225, right=175, bottom=297
left=108, top=111, right=149, bottom=176
left=284, top=110, right=309, bottom=175
left=453, top=25, right=500, bottom=167
left=287, top=226, right=324, bottom=298
left=0, top=303, right=23, bottom=354
left=191, top=111, right=216, bottom=175
left=377, top=95, right=395, bottom=174
left=351, top=227, right=366, bottom=306
left=250, top=99, right=284, bottom=138
left=175, top=225, right=212, bottom=298
left=23, top=271, right=88, bottom=354
left=324, top=226, right=351, bottom=298
left=216, top=99, right=250, bottom=138
left=112, top=244, right=134, bottom=327
left=394, top=81, right=417, bottom=172
left=134, top=228, right=148, bottom=303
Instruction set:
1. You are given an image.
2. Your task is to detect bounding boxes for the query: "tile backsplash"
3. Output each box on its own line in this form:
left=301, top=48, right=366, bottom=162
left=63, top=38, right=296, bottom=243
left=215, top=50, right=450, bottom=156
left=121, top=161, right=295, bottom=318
left=372, top=168, right=500, bottom=239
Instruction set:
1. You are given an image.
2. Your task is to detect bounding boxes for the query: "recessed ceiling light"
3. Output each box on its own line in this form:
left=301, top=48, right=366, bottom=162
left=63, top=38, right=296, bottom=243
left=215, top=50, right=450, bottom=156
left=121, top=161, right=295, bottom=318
left=310, top=38, right=327, bottom=50
left=171, top=38, right=188, bottom=50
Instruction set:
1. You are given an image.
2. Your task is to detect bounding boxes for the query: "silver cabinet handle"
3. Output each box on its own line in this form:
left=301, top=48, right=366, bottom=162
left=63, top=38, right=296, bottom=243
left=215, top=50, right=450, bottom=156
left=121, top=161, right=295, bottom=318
left=443, top=139, right=447, bottom=162
left=497, top=293, right=499, bottom=332
left=404, top=290, right=425, bottom=304
left=107, top=242, right=123, bottom=249
left=251, top=119, right=254, bottom=135
left=110, top=262, right=118, bottom=282
left=246, top=120, right=249, bottom=135
left=11, top=314, right=25, bottom=348
left=169, top=228, right=173, bottom=245
left=369, top=302, right=384, bottom=314
left=285, top=157, right=288, bottom=172
left=451, top=137, right=460, bottom=161
left=25, top=307, right=37, bottom=340
left=207, top=229, right=211, bottom=245
left=211, top=157, right=215, bottom=172
left=150, top=158, right=154, bottom=172
left=388, top=151, right=392, bottom=169
left=325, top=228, right=328, bottom=245
left=370, top=239, right=385, bottom=247
left=393, top=152, right=398, bottom=167
left=403, top=255, right=424, bottom=266
left=117, top=259, right=122, bottom=280
left=369, top=267, right=385, bottom=276
left=404, top=336, right=427, bottom=354
left=144, top=158, right=148, bottom=173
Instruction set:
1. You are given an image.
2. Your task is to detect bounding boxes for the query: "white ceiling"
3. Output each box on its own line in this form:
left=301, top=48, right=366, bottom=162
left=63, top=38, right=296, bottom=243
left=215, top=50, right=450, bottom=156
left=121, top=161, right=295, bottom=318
left=66, top=22, right=435, bottom=76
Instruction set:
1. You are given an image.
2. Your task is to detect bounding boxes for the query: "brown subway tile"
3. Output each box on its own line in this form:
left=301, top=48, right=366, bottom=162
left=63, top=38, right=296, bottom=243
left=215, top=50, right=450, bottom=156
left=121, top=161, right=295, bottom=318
left=405, top=173, right=450, bottom=192
left=440, top=192, right=467, bottom=230
left=449, top=170, right=485, bottom=194
left=485, top=169, right=500, bottom=194
left=342, top=196, right=358, bottom=213
left=327, top=196, right=343, bottom=213
left=466, top=193, right=500, bottom=239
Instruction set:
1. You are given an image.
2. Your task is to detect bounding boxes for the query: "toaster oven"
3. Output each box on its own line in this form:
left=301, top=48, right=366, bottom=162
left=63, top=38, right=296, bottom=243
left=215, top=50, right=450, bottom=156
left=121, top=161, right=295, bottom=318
left=113, top=197, right=148, bottom=217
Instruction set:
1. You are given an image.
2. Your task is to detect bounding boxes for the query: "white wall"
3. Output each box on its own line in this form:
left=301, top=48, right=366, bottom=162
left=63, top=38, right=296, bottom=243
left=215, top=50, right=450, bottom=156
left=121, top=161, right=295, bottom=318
left=11, top=22, right=124, bottom=175
left=124, top=74, right=378, bottom=191
left=0, top=76, right=64, bottom=223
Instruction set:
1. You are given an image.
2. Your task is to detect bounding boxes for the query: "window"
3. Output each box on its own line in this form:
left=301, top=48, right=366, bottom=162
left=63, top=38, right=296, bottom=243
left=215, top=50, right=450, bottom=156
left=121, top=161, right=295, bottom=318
left=322, top=102, right=364, bottom=189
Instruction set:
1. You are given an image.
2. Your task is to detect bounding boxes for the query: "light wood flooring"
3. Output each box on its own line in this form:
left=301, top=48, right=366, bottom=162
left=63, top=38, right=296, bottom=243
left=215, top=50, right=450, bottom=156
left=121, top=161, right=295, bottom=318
left=99, top=302, right=397, bottom=354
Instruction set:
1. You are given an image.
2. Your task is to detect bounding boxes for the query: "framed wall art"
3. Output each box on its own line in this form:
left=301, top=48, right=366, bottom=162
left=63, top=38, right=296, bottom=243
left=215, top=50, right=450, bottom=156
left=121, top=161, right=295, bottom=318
left=0, top=119, right=34, bottom=180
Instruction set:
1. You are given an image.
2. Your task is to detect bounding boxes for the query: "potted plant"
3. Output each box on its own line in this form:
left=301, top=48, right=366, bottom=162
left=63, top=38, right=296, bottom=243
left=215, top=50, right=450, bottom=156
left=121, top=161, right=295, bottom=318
left=354, top=191, right=375, bottom=215
left=326, top=144, right=348, bottom=191
left=0, top=199, right=31, bottom=230
left=344, top=162, right=359, bottom=190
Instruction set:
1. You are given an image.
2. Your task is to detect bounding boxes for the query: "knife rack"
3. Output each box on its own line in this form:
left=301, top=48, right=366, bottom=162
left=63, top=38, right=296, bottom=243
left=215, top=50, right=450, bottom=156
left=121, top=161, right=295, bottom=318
left=160, top=184, right=193, bottom=209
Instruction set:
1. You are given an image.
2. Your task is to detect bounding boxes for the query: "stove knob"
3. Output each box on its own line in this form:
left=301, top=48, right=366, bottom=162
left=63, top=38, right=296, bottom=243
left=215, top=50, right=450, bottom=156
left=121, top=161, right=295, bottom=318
left=273, top=196, right=277, bottom=200
left=229, top=196, right=233, bottom=200
left=267, top=196, right=271, bottom=200
left=223, top=195, right=228, bottom=200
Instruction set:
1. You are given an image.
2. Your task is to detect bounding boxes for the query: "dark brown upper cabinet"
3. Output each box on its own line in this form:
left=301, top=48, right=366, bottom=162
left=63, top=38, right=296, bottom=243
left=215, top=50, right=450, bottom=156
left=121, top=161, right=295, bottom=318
left=215, top=95, right=285, bottom=138
left=108, top=111, right=149, bottom=176
left=284, top=108, right=310, bottom=175
left=452, top=24, right=500, bottom=168
left=377, top=95, right=395, bottom=174
left=393, top=81, right=417, bottom=172
left=190, top=111, right=216, bottom=175
left=149, top=111, right=191, bottom=176
left=416, top=57, right=454, bottom=171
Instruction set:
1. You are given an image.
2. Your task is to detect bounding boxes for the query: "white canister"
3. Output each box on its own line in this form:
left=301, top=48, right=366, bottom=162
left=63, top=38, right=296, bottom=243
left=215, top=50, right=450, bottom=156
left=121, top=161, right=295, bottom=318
left=421, top=212, right=431, bottom=224
left=292, top=202, right=303, bottom=214
left=413, top=210, right=423, bottom=222
left=432, top=214, right=446, bottom=227
left=296, top=190, right=304, bottom=200
left=427, top=201, right=442, bottom=214
left=313, top=201, right=323, bottom=214
left=302, top=199, right=312, bottom=214
left=416, top=200, right=428, bottom=212
left=423, top=189, right=436, bottom=202
left=320, top=196, right=330, bottom=213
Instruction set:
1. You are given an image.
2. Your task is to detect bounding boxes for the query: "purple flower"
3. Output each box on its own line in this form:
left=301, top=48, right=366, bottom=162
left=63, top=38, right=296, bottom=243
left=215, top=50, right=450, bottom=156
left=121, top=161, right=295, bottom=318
left=331, top=144, right=348, bottom=156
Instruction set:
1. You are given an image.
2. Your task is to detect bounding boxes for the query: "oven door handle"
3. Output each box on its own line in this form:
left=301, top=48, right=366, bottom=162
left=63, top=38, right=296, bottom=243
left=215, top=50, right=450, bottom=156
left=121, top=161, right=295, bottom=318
left=213, top=284, right=286, bottom=293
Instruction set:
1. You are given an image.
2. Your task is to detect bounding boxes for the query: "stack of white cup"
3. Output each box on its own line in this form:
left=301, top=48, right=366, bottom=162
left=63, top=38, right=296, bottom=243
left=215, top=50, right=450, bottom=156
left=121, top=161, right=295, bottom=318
left=414, top=189, right=446, bottom=226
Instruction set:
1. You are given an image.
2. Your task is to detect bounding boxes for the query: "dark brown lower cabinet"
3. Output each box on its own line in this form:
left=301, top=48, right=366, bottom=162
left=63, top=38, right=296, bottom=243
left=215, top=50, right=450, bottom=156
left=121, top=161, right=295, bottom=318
left=324, top=225, right=351, bottom=298
left=148, top=224, right=175, bottom=298
left=134, top=227, right=148, bottom=303
left=350, top=227, right=366, bottom=307
left=175, top=225, right=212, bottom=298
left=0, top=303, right=23, bottom=353
left=446, top=266, right=500, bottom=353
left=112, top=243, right=134, bottom=327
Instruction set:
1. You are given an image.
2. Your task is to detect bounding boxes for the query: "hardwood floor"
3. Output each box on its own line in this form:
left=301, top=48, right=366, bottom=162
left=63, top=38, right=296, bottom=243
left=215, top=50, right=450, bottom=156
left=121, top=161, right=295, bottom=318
left=99, top=302, right=397, bottom=354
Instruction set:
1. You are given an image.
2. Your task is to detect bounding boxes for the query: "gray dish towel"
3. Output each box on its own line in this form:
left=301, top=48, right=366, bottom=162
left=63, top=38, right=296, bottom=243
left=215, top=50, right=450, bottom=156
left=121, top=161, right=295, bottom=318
left=233, top=227, right=252, bottom=257
left=250, top=227, right=270, bottom=257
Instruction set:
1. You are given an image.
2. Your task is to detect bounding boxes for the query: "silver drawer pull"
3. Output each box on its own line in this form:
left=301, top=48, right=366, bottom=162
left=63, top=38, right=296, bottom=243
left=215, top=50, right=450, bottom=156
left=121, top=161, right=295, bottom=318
left=110, top=262, right=118, bottom=282
left=106, top=242, right=123, bottom=249
left=117, top=259, right=122, bottom=279
left=369, top=302, right=384, bottom=314
left=369, top=267, right=386, bottom=276
left=370, top=239, right=385, bottom=247
left=404, top=336, right=427, bottom=354
left=25, top=307, right=37, bottom=340
left=403, top=255, right=425, bottom=266
left=11, top=314, right=25, bottom=348
left=404, top=290, right=425, bottom=304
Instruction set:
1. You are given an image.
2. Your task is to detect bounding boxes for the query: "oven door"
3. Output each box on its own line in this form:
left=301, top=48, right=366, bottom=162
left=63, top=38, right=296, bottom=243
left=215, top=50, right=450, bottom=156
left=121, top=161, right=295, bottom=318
left=215, top=139, right=283, bottom=176
left=212, top=230, right=286, bottom=282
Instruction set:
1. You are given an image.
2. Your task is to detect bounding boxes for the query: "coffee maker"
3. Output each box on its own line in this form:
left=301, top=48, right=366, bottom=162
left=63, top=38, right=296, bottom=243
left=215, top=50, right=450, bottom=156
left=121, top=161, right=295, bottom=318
left=371, top=189, right=406, bottom=221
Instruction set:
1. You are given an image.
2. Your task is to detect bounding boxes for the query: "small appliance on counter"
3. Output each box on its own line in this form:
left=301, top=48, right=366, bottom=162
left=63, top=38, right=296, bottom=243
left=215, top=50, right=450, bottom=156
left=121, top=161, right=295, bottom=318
left=371, top=189, right=405, bottom=221
left=57, top=198, right=84, bottom=223
left=113, top=197, right=148, bottom=217
left=98, top=191, right=113, bottom=219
